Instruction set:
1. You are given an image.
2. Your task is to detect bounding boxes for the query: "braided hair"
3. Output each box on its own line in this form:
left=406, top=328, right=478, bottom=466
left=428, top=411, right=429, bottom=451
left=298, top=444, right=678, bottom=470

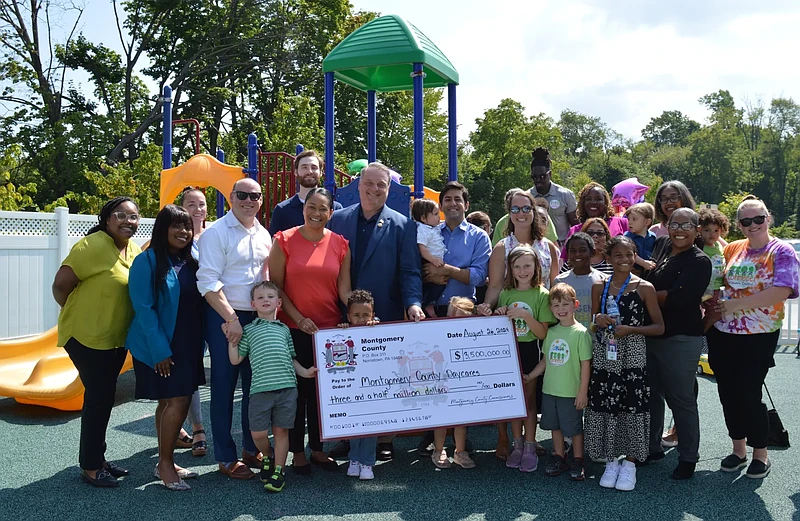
left=531, top=147, right=551, bottom=171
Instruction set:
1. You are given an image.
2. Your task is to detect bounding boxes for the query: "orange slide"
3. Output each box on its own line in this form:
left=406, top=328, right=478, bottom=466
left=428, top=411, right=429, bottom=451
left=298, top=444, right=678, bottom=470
left=0, top=328, right=133, bottom=411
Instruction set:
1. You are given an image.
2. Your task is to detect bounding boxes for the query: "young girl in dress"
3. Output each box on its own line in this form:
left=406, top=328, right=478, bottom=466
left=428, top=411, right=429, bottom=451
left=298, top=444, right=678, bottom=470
left=495, top=246, right=556, bottom=472
left=431, top=297, right=477, bottom=469
left=586, top=236, right=664, bottom=491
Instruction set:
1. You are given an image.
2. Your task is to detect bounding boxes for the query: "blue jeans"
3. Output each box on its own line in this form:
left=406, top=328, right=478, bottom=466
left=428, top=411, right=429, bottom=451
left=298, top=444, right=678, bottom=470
left=349, top=437, right=377, bottom=466
left=206, top=305, right=257, bottom=463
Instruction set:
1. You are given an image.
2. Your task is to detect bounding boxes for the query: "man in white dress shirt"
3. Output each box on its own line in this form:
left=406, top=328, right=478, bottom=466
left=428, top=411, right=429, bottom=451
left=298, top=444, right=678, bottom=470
left=197, top=177, right=271, bottom=479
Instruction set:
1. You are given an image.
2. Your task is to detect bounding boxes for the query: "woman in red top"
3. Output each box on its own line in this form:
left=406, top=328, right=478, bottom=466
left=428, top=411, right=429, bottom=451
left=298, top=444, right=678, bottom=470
left=268, top=187, right=352, bottom=473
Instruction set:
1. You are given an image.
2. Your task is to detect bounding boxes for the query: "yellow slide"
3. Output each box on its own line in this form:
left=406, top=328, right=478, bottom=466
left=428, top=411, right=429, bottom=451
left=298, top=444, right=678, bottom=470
left=0, top=327, right=133, bottom=411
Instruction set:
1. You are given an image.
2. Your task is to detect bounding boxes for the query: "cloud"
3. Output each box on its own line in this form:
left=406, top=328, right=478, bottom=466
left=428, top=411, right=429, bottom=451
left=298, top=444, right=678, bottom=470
left=352, top=0, right=800, bottom=143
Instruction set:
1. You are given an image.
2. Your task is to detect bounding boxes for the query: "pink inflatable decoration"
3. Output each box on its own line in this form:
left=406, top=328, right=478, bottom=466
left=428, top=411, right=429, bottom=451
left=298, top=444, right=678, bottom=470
left=612, top=178, right=650, bottom=215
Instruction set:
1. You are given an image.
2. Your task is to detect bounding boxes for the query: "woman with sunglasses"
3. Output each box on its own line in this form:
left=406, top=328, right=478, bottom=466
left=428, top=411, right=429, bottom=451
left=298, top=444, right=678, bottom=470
left=705, top=197, right=799, bottom=479
left=478, top=188, right=558, bottom=459
left=558, top=218, right=614, bottom=276
left=650, top=181, right=696, bottom=238
left=52, top=197, right=143, bottom=487
left=644, top=208, right=711, bottom=480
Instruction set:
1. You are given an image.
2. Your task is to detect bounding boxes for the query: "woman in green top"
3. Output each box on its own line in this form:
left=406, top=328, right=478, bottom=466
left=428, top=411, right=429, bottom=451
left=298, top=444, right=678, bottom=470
left=52, top=196, right=142, bottom=488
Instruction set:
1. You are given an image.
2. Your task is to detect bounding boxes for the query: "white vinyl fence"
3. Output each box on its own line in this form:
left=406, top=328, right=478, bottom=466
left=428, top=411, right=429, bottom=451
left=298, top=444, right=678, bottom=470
left=0, top=208, right=799, bottom=347
left=0, top=208, right=154, bottom=338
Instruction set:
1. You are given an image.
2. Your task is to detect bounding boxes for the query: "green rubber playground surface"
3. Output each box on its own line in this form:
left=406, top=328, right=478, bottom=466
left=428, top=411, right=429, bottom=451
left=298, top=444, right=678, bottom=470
left=2, top=347, right=799, bottom=521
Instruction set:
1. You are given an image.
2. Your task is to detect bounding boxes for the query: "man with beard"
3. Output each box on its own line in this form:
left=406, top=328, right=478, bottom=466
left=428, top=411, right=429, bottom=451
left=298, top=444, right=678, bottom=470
left=269, top=150, right=343, bottom=235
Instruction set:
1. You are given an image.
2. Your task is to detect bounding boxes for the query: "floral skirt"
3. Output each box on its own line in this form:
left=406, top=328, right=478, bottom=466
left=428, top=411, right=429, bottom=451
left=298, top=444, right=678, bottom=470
left=584, top=332, right=650, bottom=462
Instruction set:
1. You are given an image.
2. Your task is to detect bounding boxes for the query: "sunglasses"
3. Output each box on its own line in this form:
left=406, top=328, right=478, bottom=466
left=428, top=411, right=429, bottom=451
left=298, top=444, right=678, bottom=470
left=586, top=230, right=607, bottom=238
left=235, top=191, right=262, bottom=201
left=112, top=211, right=139, bottom=222
left=510, top=205, right=533, bottom=214
left=739, top=215, right=767, bottom=227
left=658, top=195, right=681, bottom=204
left=668, top=222, right=696, bottom=231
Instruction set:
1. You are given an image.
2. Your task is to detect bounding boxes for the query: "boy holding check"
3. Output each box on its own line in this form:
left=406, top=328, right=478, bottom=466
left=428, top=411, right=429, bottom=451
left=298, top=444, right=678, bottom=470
left=228, top=281, right=318, bottom=492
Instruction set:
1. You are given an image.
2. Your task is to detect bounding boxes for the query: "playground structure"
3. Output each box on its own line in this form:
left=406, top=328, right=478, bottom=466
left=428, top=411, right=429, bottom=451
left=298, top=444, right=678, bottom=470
left=0, top=14, right=458, bottom=411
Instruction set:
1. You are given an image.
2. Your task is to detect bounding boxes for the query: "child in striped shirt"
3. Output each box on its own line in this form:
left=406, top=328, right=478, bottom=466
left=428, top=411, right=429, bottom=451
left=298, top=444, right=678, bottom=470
left=228, top=281, right=318, bottom=493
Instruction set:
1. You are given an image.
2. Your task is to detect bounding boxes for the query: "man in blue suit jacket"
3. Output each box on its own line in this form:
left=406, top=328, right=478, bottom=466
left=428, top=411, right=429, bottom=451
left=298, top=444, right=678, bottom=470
left=328, top=162, right=425, bottom=461
left=328, top=163, right=424, bottom=323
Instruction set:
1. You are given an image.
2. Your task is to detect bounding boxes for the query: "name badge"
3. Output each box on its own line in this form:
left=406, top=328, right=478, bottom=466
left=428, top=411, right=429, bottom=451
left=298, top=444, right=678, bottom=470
left=607, top=334, right=618, bottom=361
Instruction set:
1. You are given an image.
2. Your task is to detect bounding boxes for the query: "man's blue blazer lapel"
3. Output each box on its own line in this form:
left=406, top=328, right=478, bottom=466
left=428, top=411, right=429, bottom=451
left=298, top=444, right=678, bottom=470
left=360, top=206, right=391, bottom=269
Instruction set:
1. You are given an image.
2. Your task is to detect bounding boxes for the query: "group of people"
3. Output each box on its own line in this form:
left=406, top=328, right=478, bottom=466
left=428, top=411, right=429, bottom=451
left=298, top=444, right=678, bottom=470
left=52, top=147, right=798, bottom=494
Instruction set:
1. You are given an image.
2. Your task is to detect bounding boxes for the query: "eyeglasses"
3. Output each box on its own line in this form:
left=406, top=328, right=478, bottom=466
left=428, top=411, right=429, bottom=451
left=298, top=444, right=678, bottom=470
left=668, top=222, right=696, bottom=231
left=739, top=215, right=767, bottom=227
left=658, top=195, right=681, bottom=204
left=235, top=191, right=262, bottom=201
left=585, top=230, right=607, bottom=238
left=510, top=205, right=533, bottom=214
left=112, top=211, right=139, bottom=222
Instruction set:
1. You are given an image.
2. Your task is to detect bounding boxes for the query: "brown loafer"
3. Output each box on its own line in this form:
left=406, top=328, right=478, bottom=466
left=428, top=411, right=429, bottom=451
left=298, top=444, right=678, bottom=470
left=218, top=461, right=255, bottom=480
left=241, top=450, right=263, bottom=469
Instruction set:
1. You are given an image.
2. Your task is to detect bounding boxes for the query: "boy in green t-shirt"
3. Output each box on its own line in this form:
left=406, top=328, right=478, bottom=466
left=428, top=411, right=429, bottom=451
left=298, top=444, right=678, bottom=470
left=228, top=281, right=318, bottom=493
left=526, top=283, right=592, bottom=481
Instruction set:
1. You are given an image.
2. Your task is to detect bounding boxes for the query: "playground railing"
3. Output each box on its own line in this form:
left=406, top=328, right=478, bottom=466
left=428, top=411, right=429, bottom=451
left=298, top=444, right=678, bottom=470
left=258, top=150, right=352, bottom=229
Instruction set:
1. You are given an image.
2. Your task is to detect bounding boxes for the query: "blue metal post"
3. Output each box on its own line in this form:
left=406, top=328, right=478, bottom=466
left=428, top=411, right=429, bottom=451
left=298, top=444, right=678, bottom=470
left=448, top=83, right=458, bottom=181
left=412, top=63, right=425, bottom=197
left=367, top=90, right=377, bottom=163
left=216, top=148, right=226, bottom=218
left=246, top=133, right=259, bottom=181
left=324, top=72, right=336, bottom=193
left=162, top=85, right=172, bottom=169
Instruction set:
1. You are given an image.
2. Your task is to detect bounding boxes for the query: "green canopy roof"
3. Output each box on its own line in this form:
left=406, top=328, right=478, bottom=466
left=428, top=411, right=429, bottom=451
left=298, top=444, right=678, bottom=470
left=322, top=15, right=459, bottom=92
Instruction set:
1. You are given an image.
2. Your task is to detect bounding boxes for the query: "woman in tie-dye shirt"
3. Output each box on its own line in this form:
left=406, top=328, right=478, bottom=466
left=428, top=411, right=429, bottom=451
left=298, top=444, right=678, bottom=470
left=706, top=196, right=800, bottom=480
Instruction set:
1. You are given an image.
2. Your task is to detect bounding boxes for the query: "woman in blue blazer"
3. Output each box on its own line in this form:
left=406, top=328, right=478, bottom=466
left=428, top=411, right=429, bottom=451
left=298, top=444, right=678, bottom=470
left=127, top=205, right=205, bottom=491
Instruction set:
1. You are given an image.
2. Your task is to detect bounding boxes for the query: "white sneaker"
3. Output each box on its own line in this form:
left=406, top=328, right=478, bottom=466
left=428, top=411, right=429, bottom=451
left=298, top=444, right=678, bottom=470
left=615, top=460, right=637, bottom=491
left=359, top=465, right=374, bottom=480
left=599, top=459, right=620, bottom=488
left=347, top=461, right=360, bottom=477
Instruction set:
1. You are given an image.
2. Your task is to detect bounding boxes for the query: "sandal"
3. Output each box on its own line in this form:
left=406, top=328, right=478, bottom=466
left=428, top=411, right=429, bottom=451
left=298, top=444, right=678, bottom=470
left=164, top=479, right=191, bottom=491
left=495, top=440, right=510, bottom=461
left=192, top=429, right=207, bottom=457
left=154, top=464, right=198, bottom=480
left=175, top=432, right=193, bottom=449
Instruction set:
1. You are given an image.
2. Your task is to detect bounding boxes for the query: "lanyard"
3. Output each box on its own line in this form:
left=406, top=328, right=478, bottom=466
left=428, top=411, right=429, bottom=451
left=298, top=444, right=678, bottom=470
left=601, top=273, right=631, bottom=315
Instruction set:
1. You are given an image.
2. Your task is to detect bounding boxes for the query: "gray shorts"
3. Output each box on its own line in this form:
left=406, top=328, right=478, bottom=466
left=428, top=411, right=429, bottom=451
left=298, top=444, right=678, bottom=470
left=539, top=393, right=584, bottom=437
left=248, top=387, right=298, bottom=432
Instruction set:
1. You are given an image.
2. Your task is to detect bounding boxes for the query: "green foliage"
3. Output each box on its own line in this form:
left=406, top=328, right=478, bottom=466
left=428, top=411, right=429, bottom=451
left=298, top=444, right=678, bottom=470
left=0, top=146, right=37, bottom=210
left=46, top=145, right=163, bottom=217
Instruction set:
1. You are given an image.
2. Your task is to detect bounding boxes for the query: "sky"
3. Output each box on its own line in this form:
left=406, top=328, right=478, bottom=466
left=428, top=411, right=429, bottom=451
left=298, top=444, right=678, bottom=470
left=71, top=0, right=800, bottom=142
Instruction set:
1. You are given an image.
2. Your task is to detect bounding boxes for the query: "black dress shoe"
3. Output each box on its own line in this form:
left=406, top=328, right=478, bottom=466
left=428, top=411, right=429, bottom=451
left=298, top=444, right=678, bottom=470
left=310, top=456, right=338, bottom=471
left=417, top=432, right=435, bottom=456
left=292, top=463, right=312, bottom=475
left=80, top=469, right=119, bottom=488
left=377, top=442, right=394, bottom=461
left=636, top=451, right=665, bottom=466
left=104, top=461, right=130, bottom=478
left=328, top=440, right=351, bottom=459
left=671, top=460, right=696, bottom=480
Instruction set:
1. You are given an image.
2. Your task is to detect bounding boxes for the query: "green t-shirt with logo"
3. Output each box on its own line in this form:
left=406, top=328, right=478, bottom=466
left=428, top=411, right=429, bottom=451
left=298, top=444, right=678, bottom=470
left=542, top=323, right=593, bottom=398
left=498, top=286, right=557, bottom=342
left=704, top=242, right=725, bottom=291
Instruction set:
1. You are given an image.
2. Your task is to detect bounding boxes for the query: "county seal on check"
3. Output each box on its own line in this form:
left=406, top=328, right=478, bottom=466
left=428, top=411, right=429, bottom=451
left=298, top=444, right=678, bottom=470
left=313, top=315, right=528, bottom=440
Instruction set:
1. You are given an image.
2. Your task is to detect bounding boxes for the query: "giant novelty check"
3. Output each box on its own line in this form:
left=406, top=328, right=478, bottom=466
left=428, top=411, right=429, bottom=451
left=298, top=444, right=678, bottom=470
left=313, top=315, right=527, bottom=440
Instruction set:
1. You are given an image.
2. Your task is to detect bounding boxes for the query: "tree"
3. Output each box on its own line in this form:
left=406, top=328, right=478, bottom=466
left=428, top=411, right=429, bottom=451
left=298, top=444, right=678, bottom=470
left=0, top=145, right=36, bottom=210
left=558, top=109, right=616, bottom=161
left=641, top=110, right=700, bottom=147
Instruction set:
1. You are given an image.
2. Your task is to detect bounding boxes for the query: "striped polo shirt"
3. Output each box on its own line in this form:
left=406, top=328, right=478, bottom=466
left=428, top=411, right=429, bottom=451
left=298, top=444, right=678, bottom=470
left=238, top=318, right=297, bottom=395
